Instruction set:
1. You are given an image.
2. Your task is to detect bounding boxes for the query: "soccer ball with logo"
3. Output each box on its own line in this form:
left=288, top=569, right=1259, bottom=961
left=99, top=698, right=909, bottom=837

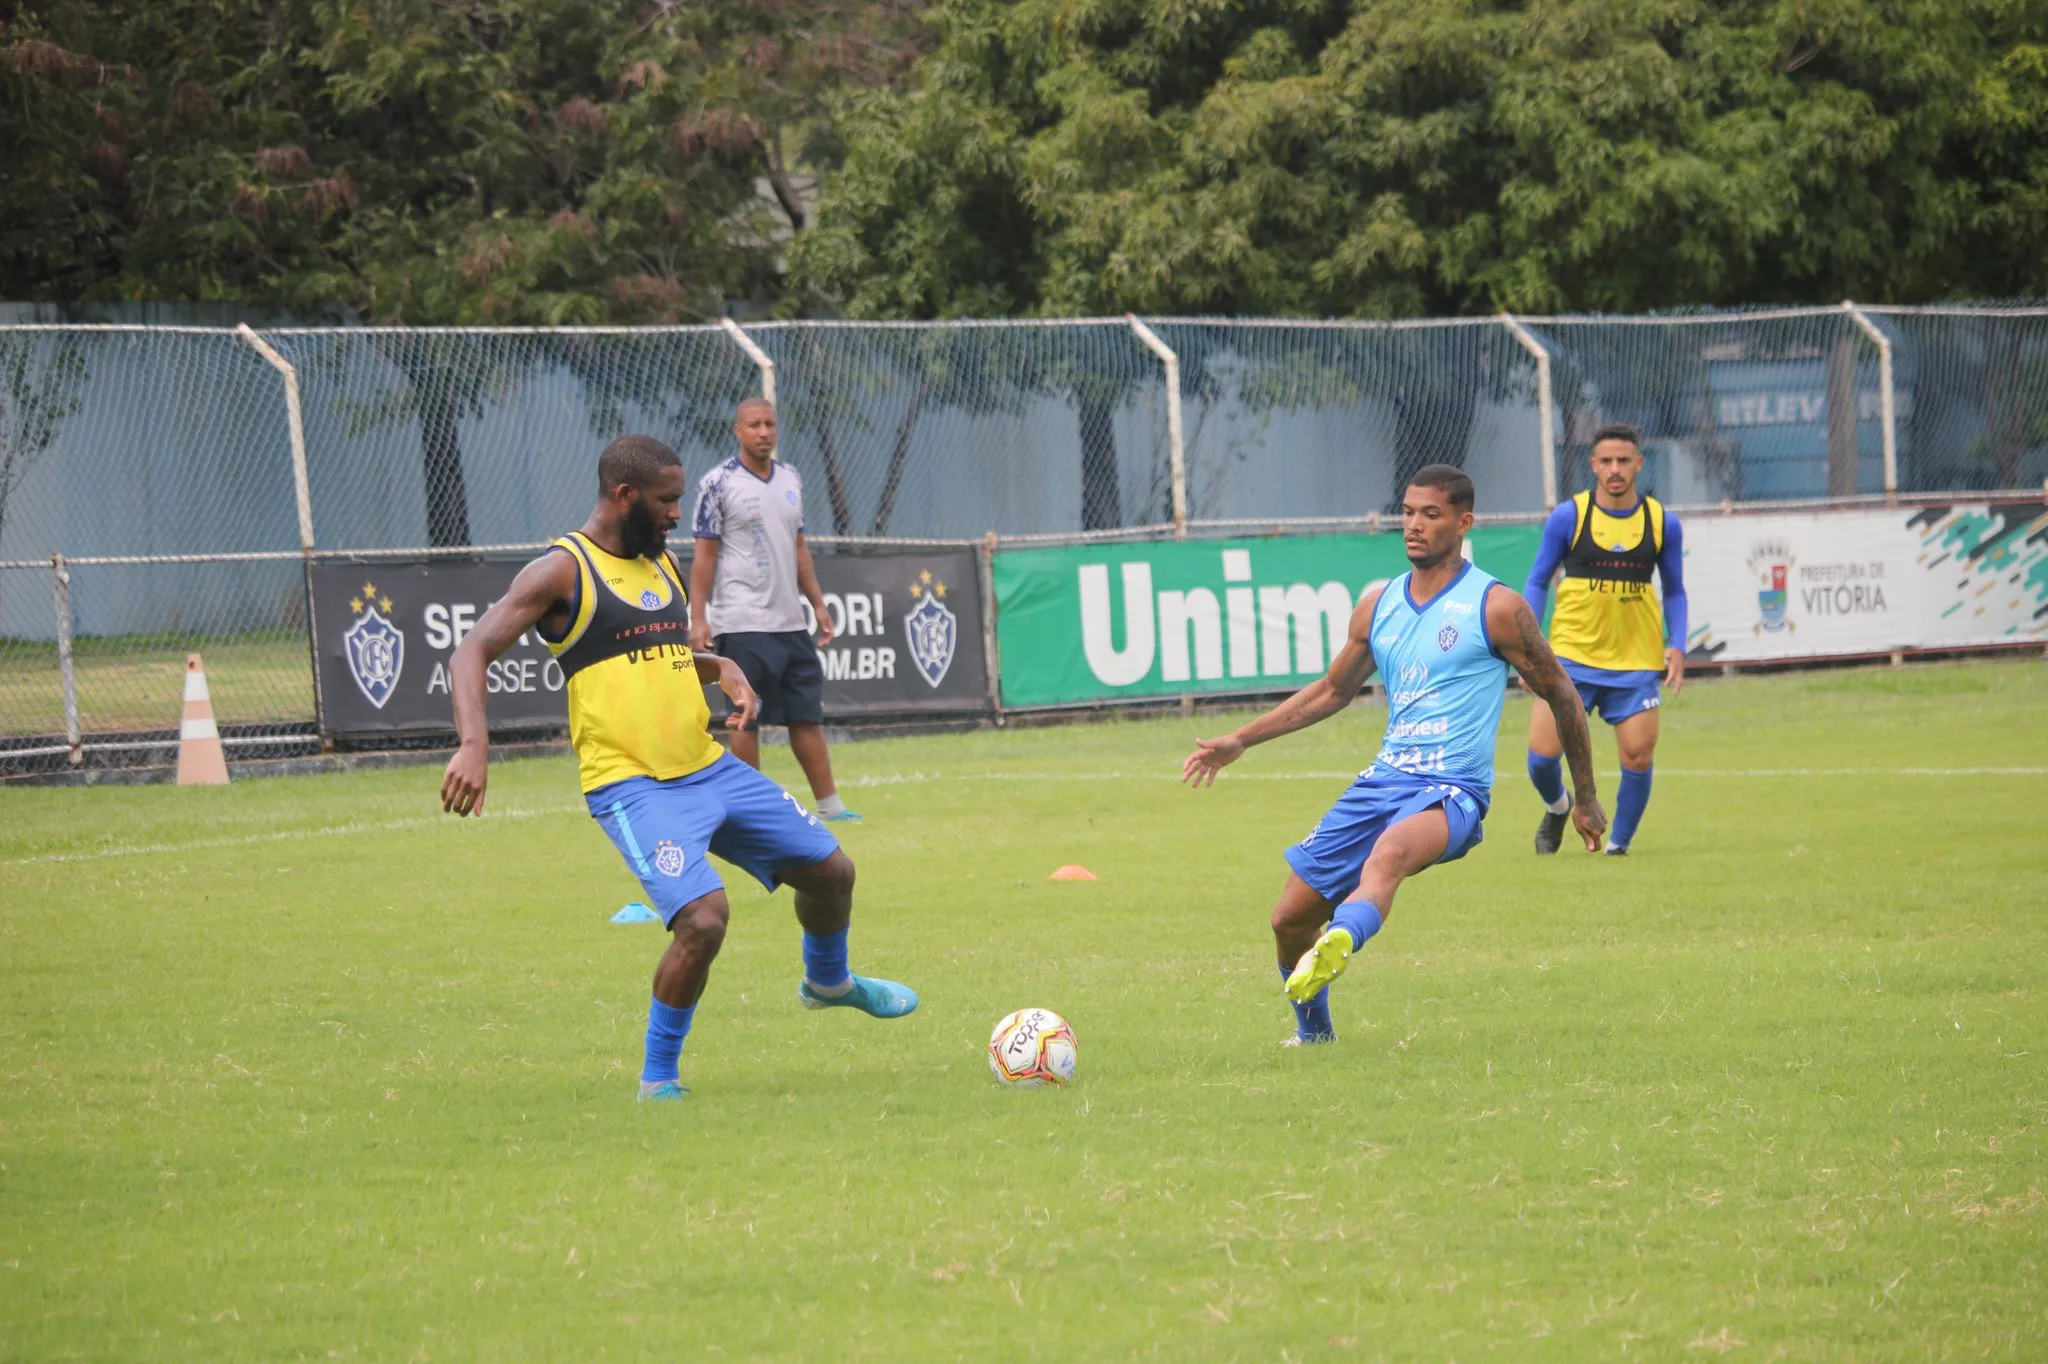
left=987, top=1008, right=1078, bottom=1087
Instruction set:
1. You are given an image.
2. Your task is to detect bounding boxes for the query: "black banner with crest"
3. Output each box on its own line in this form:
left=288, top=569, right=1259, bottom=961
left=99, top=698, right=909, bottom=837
left=311, top=546, right=989, bottom=736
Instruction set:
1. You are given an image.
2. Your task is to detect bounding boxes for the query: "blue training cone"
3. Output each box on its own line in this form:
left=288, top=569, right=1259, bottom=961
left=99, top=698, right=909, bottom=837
left=611, top=902, right=661, bottom=924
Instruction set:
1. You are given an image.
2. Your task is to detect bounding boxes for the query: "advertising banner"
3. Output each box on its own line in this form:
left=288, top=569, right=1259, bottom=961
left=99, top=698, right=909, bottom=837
left=314, top=546, right=988, bottom=735
left=991, top=527, right=1544, bottom=708
left=1683, top=502, right=2048, bottom=663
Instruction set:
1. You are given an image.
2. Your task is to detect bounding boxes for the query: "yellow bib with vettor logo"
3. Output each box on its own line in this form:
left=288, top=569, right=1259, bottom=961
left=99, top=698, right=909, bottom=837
left=539, top=533, right=720, bottom=793
left=1547, top=492, right=1668, bottom=672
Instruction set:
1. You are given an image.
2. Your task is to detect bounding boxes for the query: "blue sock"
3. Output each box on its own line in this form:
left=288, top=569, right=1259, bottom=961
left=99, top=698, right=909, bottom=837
left=1527, top=751, right=1566, bottom=808
left=802, top=928, right=851, bottom=991
left=1613, top=765, right=1653, bottom=849
left=1331, top=899, right=1384, bottom=952
left=643, top=997, right=695, bottom=1085
left=1281, top=963, right=1333, bottom=1041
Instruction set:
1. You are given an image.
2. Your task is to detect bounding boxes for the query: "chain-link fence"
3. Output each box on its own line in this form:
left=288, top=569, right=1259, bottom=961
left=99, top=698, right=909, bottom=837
left=6, top=306, right=2047, bottom=772
left=0, top=326, right=314, bottom=770
left=1864, top=305, right=2048, bottom=494
left=744, top=321, right=1175, bottom=536
left=1148, top=318, right=1543, bottom=520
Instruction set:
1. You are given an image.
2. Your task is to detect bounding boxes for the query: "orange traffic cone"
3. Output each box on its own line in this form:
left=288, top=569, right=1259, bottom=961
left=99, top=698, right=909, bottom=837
left=176, top=653, right=230, bottom=786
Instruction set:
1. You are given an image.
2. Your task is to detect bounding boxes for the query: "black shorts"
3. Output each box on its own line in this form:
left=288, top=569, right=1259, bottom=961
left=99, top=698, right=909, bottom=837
left=715, top=630, right=825, bottom=729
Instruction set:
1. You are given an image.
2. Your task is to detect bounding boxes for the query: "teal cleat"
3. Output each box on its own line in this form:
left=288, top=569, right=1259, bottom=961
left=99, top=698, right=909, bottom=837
left=638, top=1080, right=688, bottom=1102
left=820, top=808, right=863, bottom=824
left=799, top=974, right=919, bottom=1018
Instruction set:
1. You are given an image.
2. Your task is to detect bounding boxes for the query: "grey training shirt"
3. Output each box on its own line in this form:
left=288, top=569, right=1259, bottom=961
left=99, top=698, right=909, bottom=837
left=692, top=456, right=809, bottom=636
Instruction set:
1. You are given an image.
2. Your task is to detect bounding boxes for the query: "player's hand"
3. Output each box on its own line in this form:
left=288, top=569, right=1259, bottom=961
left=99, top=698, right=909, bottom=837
left=1182, top=734, right=1245, bottom=788
left=689, top=620, right=713, bottom=652
left=1573, top=794, right=1609, bottom=851
left=812, top=602, right=836, bottom=648
left=441, top=743, right=488, bottom=817
left=717, top=659, right=759, bottom=731
left=1664, top=646, right=1686, bottom=696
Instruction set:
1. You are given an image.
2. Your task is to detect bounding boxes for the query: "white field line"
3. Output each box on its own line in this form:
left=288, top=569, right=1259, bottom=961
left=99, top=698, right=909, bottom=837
left=2, top=803, right=582, bottom=868
left=842, top=766, right=2048, bottom=786
left=4, top=766, right=2042, bottom=868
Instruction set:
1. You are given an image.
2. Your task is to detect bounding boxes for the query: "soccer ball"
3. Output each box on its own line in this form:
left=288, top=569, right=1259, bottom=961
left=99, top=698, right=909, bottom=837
left=987, top=1008, right=1078, bottom=1087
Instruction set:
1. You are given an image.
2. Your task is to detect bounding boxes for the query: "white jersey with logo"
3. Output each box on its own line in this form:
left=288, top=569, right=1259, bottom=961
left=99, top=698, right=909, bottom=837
left=691, top=456, right=808, bottom=635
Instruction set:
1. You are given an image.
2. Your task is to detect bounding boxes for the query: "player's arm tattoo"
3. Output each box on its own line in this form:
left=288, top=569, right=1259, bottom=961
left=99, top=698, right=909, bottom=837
left=449, top=552, right=573, bottom=750
left=1230, top=588, right=1383, bottom=750
left=1492, top=589, right=1598, bottom=803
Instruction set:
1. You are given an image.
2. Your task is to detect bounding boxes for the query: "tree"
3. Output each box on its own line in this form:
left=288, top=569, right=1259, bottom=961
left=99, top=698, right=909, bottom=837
left=1, top=0, right=932, bottom=541
left=795, top=0, right=2048, bottom=320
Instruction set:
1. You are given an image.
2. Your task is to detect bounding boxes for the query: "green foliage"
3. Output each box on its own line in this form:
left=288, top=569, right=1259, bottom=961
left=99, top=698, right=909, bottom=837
left=796, top=0, right=2048, bottom=318
left=0, top=0, right=931, bottom=322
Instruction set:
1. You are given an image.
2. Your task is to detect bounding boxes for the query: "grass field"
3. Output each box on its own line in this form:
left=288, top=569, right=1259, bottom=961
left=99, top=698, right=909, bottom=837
left=3, top=660, right=2045, bottom=1360
left=0, top=631, right=313, bottom=738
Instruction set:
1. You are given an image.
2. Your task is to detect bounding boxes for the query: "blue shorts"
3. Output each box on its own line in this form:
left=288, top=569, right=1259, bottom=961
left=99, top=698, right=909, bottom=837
left=1283, top=766, right=1489, bottom=905
left=1561, top=660, right=1662, bottom=726
left=586, top=753, right=841, bottom=927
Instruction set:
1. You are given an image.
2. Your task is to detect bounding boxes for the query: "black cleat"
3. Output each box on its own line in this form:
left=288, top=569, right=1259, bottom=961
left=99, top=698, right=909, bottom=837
left=1534, top=798, right=1570, bottom=854
left=1603, top=844, right=1629, bottom=857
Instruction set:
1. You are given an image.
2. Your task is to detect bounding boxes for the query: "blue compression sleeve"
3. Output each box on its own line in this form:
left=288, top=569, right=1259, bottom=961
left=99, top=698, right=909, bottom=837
left=1522, top=501, right=1576, bottom=620
left=1613, top=766, right=1654, bottom=849
left=802, top=928, right=851, bottom=991
left=1331, top=899, right=1384, bottom=952
left=643, top=997, right=695, bottom=1084
left=1659, top=512, right=1688, bottom=650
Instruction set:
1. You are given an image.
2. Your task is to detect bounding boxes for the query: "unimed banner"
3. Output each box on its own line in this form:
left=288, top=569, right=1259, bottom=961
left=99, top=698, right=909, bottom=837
left=1683, top=501, right=2048, bottom=663
left=990, top=528, right=1544, bottom=708
left=313, top=546, right=989, bottom=736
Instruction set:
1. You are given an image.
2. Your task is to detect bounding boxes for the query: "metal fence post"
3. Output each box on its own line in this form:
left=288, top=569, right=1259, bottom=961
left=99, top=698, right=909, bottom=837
left=1841, top=301, right=1899, bottom=501
left=720, top=317, right=777, bottom=406
left=1125, top=316, right=1188, bottom=537
left=236, top=324, right=326, bottom=736
left=1499, top=313, right=1558, bottom=508
left=50, top=553, right=81, bottom=765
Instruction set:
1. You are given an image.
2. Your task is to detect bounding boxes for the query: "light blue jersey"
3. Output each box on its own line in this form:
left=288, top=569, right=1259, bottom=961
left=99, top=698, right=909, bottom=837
left=1367, top=561, right=1509, bottom=796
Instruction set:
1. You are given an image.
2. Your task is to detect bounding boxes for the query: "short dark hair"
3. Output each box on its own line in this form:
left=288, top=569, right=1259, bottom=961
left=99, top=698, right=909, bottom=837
left=1592, top=422, right=1642, bottom=450
left=597, top=434, right=681, bottom=493
left=1407, top=463, right=1475, bottom=512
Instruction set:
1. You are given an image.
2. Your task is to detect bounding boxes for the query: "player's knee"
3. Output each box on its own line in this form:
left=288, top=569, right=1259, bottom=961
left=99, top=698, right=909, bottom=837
left=1618, top=743, right=1655, bottom=771
left=1271, top=897, right=1319, bottom=939
left=814, top=848, right=856, bottom=894
left=674, top=899, right=729, bottom=954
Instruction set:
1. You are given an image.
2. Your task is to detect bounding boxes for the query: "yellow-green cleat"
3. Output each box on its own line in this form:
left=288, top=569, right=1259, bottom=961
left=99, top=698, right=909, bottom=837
left=1284, top=925, right=1357, bottom=1004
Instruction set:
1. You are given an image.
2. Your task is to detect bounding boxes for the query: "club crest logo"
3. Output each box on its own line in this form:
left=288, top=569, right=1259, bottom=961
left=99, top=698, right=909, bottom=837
left=343, top=581, right=404, bottom=710
left=1747, top=538, right=1796, bottom=634
left=904, top=569, right=958, bottom=689
left=639, top=587, right=663, bottom=609
left=1437, top=624, right=1459, bottom=651
left=653, top=840, right=686, bottom=877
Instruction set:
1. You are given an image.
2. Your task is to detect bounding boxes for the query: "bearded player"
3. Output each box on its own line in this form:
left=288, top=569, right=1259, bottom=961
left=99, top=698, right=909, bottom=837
left=1183, top=465, right=1607, bottom=1045
left=439, top=435, right=917, bottom=1104
left=1523, top=423, right=1688, bottom=856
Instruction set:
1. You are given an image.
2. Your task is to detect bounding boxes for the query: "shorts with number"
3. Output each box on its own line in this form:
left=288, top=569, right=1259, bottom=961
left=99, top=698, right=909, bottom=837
left=585, top=752, right=840, bottom=927
left=1283, top=765, right=1489, bottom=905
left=715, top=629, right=825, bottom=728
left=1561, top=659, right=1662, bottom=726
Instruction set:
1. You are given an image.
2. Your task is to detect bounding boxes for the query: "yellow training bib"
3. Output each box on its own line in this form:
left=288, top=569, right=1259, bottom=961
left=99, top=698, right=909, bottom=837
left=539, top=533, right=721, bottom=793
left=1547, top=492, right=1669, bottom=671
